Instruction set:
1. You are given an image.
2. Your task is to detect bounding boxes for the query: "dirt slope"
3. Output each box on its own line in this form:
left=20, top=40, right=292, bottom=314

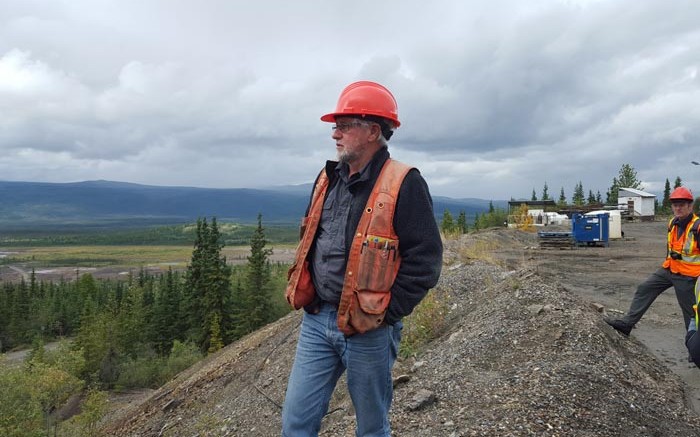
left=101, top=222, right=700, bottom=436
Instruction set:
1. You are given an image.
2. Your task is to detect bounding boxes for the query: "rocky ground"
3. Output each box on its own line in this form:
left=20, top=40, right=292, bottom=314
left=100, top=221, right=700, bottom=436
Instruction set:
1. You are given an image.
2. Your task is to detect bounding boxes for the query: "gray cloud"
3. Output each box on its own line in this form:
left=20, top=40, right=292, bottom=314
left=1, top=0, right=699, bottom=199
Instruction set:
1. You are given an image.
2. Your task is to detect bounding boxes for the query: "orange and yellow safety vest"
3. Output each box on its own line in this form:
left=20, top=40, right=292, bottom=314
left=662, top=214, right=700, bottom=277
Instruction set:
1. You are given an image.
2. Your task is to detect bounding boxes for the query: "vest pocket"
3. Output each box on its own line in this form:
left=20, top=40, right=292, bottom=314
left=357, top=238, right=397, bottom=293
left=355, top=237, right=397, bottom=316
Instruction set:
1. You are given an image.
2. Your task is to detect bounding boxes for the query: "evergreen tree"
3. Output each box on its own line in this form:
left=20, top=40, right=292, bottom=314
left=14, top=279, right=31, bottom=344
left=557, top=187, right=567, bottom=207
left=456, top=211, right=468, bottom=234
left=489, top=201, right=495, bottom=213
left=201, top=218, right=232, bottom=351
left=182, top=217, right=232, bottom=352
left=240, top=214, right=274, bottom=336
left=153, top=268, right=182, bottom=355
left=207, top=312, right=224, bottom=354
left=115, top=283, right=147, bottom=358
left=542, top=182, right=550, bottom=201
left=587, top=190, right=596, bottom=205
left=74, top=300, right=114, bottom=381
left=674, top=176, right=683, bottom=188
left=477, top=207, right=509, bottom=228
left=596, top=191, right=603, bottom=204
left=662, top=178, right=671, bottom=211
left=618, top=164, right=643, bottom=190
left=182, top=218, right=206, bottom=344
left=572, top=181, right=585, bottom=206
left=441, top=209, right=455, bottom=235
left=531, top=189, right=537, bottom=201
left=229, top=278, right=245, bottom=338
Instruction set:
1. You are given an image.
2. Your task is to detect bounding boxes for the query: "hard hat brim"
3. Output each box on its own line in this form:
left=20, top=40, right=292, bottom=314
left=320, top=112, right=401, bottom=127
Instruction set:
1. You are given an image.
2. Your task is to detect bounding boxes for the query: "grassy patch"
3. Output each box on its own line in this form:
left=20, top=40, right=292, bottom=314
left=4, top=246, right=195, bottom=267
left=458, top=238, right=504, bottom=266
left=0, top=222, right=299, bottom=247
left=1, top=244, right=297, bottom=273
left=399, top=289, right=450, bottom=358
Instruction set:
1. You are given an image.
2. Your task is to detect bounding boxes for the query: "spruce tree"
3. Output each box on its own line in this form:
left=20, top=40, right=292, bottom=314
left=153, top=268, right=182, bottom=355
left=618, top=164, right=642, bottom=189
left=662, top=179, right=671, bottom=211
left=674, top=176, right=683, bottom=189
left=531, top=189, right=537, bottom=201
left=587, top=190, right=596, bottom=205
left=207, top=312, right=224, bottom=354
left=456, top=211, right=468, bottom=234
left=183, top=217, right=232, bottom=352
left=242, top=214, right=274, bottom=334
left=229, top=278, right=247, bottom=340
left=182, top=218, right=206, bottom=344
left=558, top=187, right=567, bottom=207
left=542, top=182, right=550, bottom=201
left=201, top=218, right=232, bottom=352
left=441, top=210, right=455, bottom=235
left=572, top=182, right=585, bottom=206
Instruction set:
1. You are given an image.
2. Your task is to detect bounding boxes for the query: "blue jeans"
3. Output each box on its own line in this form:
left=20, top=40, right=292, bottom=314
left=621, top=267, right=696, bottom=329
left=282, top=303, right=402, bottom=437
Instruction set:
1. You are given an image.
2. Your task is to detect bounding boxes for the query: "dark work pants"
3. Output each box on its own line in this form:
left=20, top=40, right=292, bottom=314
left=621, top=267, right=696, bottom=330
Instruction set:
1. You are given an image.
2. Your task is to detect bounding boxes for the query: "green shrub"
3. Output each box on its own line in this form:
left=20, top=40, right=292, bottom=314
left=115, top=356, right=166, bottom=389
left=399, top=289, right=449, bottom=358
left=59, top=388, right=109, bottom=437
left=0, top=365, right=43, bottom=437
left=165, top=340, right=202, bottom=379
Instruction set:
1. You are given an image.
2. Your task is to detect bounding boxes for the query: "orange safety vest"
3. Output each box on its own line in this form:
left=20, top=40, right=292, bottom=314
left=285, top=158, right=412, bottom=335
left=662, top=214, right=700, bottom=277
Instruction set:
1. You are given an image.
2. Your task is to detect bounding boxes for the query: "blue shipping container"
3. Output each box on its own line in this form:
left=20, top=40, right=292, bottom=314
left=571, top=213, right=609, bottom=247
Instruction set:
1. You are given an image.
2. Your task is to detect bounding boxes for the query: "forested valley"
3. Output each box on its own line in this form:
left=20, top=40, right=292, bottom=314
left=0, top=216, right=291, bottom=436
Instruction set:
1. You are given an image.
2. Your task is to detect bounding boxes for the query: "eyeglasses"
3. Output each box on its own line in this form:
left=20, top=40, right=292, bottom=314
left=332, top=121, right=368, bottom=133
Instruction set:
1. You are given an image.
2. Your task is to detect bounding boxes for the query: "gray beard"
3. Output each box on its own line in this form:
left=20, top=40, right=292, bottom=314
left=337, top=150, right=358, bottom=164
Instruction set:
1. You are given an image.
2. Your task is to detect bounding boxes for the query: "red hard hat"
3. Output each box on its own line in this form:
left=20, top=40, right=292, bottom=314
left=321, top=81, right=400, bottom=127
left=670, top=187, right=694, bottom=201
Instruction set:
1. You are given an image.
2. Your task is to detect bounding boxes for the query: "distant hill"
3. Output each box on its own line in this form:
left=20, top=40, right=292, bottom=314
left=0, top=180, right=507, bottom=229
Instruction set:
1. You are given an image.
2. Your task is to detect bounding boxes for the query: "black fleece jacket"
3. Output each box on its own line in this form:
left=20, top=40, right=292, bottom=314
left=304, top=147, right=443, bottom=325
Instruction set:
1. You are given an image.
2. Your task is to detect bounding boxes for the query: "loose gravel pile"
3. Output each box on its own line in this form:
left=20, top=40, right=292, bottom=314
left=102, top=229, right=700, bottom=436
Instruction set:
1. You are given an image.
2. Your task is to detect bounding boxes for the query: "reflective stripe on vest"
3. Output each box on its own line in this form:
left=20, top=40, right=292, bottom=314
left=662, top=215, right=700, bottom=276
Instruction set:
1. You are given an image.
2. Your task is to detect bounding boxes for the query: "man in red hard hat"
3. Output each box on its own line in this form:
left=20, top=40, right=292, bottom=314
left=281, top=81, right=442, bottom=436
left=606, top=187, right=700, bottom=340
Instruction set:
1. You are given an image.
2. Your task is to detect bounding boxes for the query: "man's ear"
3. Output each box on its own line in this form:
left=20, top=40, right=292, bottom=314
left=371, top=123, right=381, bottom=141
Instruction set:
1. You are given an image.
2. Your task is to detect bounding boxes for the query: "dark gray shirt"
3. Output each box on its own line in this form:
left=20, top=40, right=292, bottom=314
left=311, top=162, right=371, bottom=304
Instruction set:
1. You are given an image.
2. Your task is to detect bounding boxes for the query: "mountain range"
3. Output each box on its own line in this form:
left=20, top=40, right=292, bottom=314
left=0, top=180, right=506, bottom=229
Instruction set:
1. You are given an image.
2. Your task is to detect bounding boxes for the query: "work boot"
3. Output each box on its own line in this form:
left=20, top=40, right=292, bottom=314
left=604, top=317, right=633, bottom=336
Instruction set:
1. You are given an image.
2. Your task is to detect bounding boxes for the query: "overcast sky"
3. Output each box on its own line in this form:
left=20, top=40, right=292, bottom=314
left=1, top=0, right=699, bottom=200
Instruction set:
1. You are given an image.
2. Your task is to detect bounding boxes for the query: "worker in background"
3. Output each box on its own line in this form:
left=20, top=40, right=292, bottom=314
left=685, top=292, right=700, bottom=368
left=281, top=81, right=443, bottom=437
left=605, top=187, right=700, bottom=338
